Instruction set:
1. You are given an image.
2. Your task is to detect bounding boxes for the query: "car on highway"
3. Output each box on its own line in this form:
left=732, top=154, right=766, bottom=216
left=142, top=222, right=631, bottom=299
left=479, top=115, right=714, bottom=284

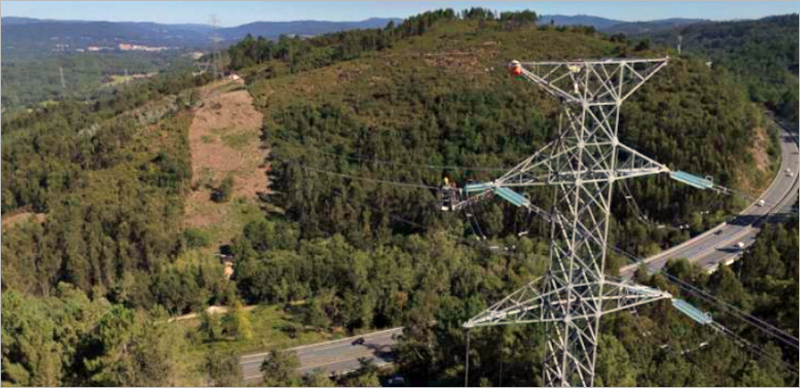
left=735, top=241, right=745, bottom=250
left=386, top=375, right=406, bottom=387
left=352, top=337, right=365, bottom=346
left=757, top=199, right=766, bottom=206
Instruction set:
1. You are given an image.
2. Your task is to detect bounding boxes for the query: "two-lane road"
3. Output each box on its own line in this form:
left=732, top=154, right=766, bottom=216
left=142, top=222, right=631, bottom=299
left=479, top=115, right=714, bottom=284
left=621, top=120, right=799, bottom=277
left=240, top=327, right=402, bottom=383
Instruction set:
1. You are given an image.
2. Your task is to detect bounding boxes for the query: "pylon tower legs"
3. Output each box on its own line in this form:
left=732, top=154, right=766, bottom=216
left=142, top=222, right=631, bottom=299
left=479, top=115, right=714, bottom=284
left=539, top=102, right=615, bottom=386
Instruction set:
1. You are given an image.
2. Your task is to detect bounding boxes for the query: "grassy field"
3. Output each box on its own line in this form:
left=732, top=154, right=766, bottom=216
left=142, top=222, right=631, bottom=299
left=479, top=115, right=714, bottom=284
left=179, top=196, right=265, bottom=261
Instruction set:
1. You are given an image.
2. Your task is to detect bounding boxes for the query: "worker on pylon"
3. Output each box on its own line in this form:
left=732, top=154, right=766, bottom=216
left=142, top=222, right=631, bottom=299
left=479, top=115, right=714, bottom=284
left=508, top=60, right=523, bottom=77
left=441, top=177, right=452, bottom=211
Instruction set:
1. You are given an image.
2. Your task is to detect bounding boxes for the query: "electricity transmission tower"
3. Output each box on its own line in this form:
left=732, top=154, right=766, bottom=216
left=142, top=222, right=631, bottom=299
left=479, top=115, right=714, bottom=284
left=209, top=14, right=224, bottom=78
left=460, top=57, right=674, bottom=387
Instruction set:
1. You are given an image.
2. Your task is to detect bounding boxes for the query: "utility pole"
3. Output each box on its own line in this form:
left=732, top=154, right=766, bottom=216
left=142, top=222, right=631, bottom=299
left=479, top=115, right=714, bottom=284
left=459, top=57, right=673, bottom=387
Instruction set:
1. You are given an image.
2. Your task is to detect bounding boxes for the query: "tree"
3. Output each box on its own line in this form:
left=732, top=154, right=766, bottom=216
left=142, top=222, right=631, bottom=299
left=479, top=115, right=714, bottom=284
left=82, top=305, right=182, bottom=386
left=222, top=301, right=253, bottom=341
left=635, top=38, right=651, bottom=51
left=205, top=348, right=243, bottom=387
left=709, top=265, right=752, bottom=310
left=184, top=227, right=211, bottom=248
left=200, top=306, right=222, bottom=341
left=119, top=315, right=183, bottom=387
left=213, top=175, right=235, bottom=203
left=302, top=369, right=336, bottom=387
left=0, top=291, right=63, bottom=387
left=303, top=297, right=331, bottom=329
left=596, top=334, right=636, bottom=387
left=260, top=348, right=301, bottom=387
left=339, top=358, right=382, bottom=387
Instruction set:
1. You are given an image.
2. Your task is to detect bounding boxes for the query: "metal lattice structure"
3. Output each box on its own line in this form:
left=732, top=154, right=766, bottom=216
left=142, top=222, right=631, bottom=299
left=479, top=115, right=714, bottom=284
left=461, top=57, right=674, bottom=387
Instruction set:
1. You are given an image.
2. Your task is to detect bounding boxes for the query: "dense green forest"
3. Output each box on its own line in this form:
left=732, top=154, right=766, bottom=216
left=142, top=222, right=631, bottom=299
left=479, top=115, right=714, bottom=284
left=642, top=14, right=799, bottom=126
left=1, top=50, right=195, bottom=109
left=2, top=8, right=796, bottom=387
left=1, top=69, right=211, bottom=215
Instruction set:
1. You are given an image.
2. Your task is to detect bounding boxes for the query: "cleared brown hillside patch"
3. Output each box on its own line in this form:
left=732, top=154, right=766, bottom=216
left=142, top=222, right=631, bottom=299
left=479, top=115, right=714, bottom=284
left=737, top=123, right=777, bottom=197
left=184, top=80, right=269, bottom=230
left=1, top=212, right=45, bottom=230
left=750, top=125, right=770, bottom=173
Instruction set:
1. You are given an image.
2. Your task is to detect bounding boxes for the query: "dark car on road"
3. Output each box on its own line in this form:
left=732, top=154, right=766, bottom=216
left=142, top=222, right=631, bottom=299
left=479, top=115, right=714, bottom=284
left=352, top=337, right=365, bottom=345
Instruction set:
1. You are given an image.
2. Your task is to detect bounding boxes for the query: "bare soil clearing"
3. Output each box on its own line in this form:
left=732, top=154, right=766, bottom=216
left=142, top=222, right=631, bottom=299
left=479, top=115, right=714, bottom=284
left=738, top=124, right=776, bottom=196
left=750, top=125, right=771, bottom=173
left=168, top=304, right=257, bottom=323
left=184, top=80, right=269, bottom=230
left=2, top=212, right=45, bottom=229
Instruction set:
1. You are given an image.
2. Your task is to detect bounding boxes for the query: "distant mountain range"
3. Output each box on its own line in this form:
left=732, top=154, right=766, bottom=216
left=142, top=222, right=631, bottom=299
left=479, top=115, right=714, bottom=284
left=216, top=18, right=401, bottom=41
left=0, top=13, right=756, bottom=59
left=602, top=18, right=711, bottom=35
left=1, top=16, right=401, bottom=57
left=540, top=14, right=708, bottom=34
left=539, top=14, right=624, bottom=29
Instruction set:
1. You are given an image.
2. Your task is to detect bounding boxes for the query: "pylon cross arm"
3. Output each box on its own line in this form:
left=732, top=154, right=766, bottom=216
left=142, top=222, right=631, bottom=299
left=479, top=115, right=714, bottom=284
left=463, top=277, right=671, bottom=329
left=515, top=58, right=669, bottom=105
left=497, top=141, right=669, bottom=188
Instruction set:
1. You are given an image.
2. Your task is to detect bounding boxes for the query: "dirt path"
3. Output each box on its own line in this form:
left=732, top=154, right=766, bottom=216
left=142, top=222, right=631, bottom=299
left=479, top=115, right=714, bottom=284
left=2, top=211, right=45, bottom=229
left=168, top=304, right=258, bottom=323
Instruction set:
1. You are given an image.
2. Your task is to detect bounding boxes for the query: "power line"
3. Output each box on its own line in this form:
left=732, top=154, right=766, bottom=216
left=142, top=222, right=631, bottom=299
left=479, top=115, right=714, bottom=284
left=661, top=271, right=799, bottom=351
left=283, top=159, right=442, bottom=190
left=619, top=179, right=683, bottom=231
left=612, top=249, right=799, bottom=376
left=273, top=140, right=513, bottom=172
left=274, top=141, right=785, bottom=209
left=284, top=159, right=524, bottom=257
left=280, top=157, right=544, bottom=258
left=711, top=321, right=799, bottom=376
left=608, top=244, right=800, bottom=352
left=279, top=144, right=800, bottom=355
left=387, top=212, right=523, bottom=259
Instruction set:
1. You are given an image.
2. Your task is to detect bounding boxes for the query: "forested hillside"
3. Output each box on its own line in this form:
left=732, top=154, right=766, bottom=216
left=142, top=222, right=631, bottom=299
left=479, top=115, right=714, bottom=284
left=0, top=15, right=400, bottom=110
left=642, top=14, right=799, bottom=125
left=1, top=8, right=795, bottom=387
left=1, top=51, right=194, bottom=110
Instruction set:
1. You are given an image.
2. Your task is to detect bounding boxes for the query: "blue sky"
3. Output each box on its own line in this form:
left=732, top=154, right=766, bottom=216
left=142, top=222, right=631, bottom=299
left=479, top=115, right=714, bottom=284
left=3, top=1, right=797, bottom=26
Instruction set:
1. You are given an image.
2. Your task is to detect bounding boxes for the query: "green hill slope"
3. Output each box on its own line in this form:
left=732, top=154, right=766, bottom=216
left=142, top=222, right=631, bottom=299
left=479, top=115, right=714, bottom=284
left=236, top=13, right=773, bottom=263
left=643, top=14, right=799, bottom=125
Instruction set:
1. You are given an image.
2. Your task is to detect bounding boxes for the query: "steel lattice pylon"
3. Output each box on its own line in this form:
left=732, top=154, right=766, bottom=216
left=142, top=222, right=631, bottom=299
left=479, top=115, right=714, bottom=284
left=462, top=57, right=673, bottom=387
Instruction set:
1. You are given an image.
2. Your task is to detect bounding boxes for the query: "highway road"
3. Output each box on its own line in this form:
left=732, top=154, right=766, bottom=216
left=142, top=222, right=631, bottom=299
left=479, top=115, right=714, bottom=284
left=239, top=121, right=798, bottom=382
left=240, top=327, right=402, bottom=383
left=620, top=119, right=799, bottom=277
